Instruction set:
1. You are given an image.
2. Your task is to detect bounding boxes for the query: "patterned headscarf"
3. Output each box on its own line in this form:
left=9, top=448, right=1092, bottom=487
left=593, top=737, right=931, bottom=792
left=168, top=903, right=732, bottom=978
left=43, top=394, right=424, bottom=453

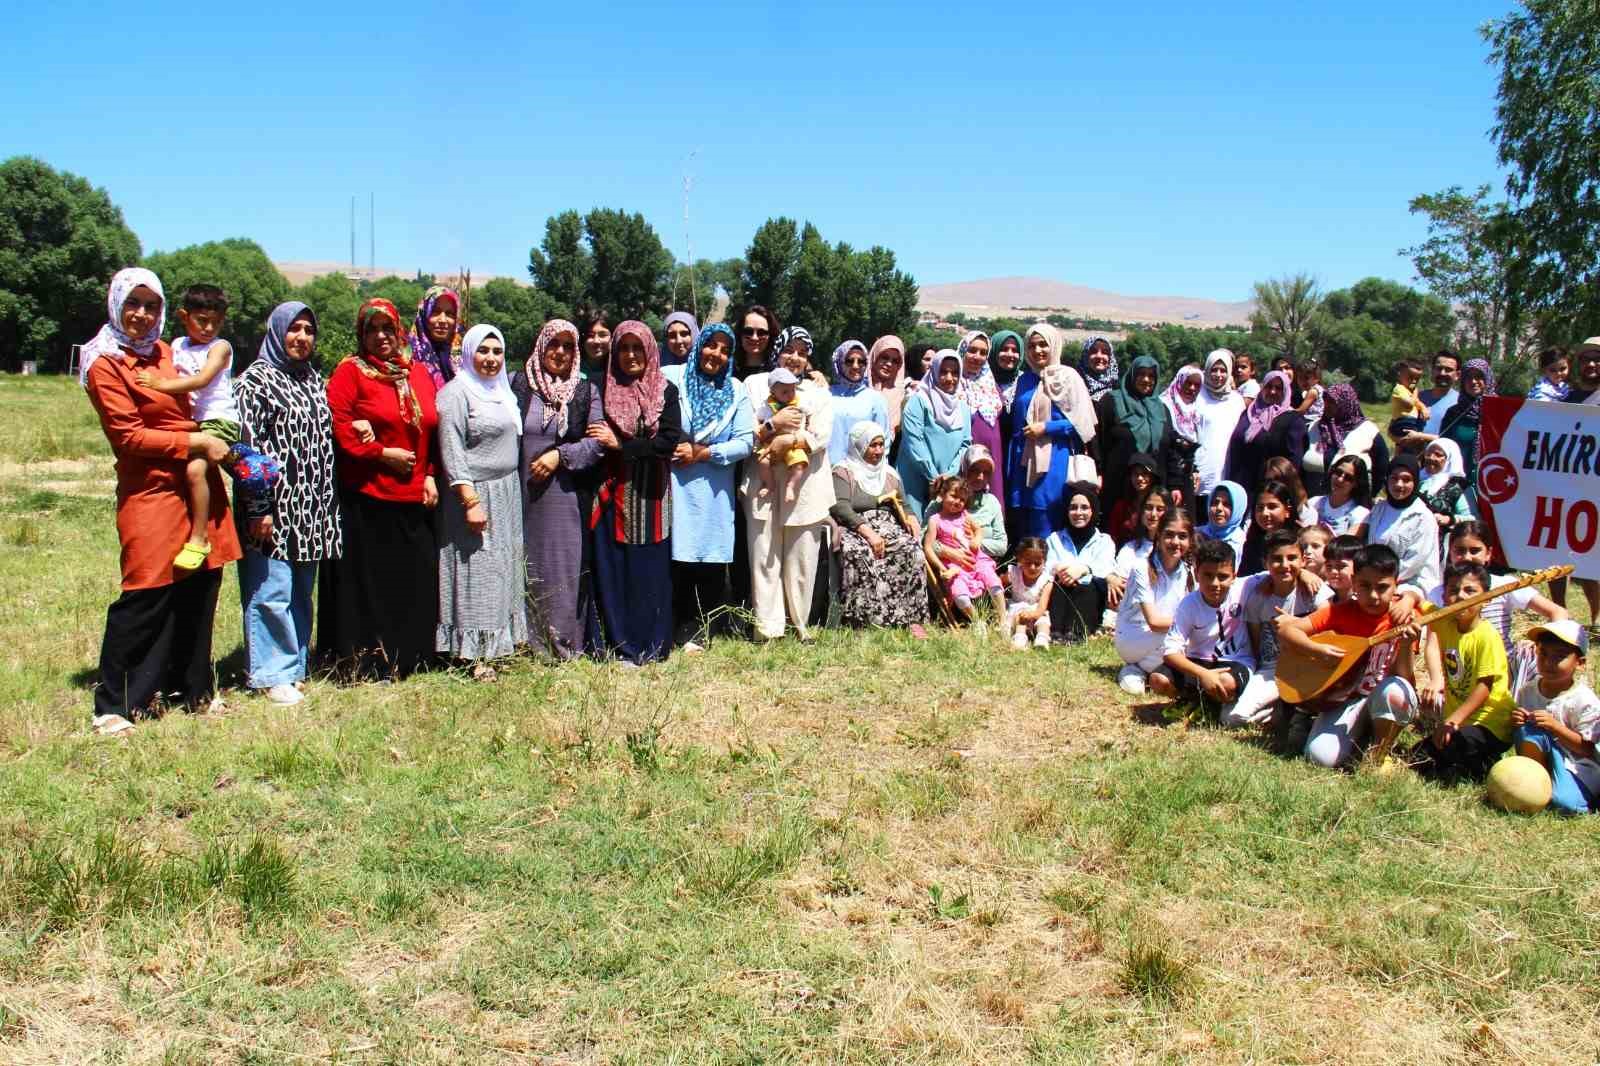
left=1243, top=369, right=1293, bottom=443
left=457, top=323, right=519, bottom=436
left=528, top=318, right=581, bottom=431
left=78, top=267, right=166, bottom=386
left=1318, top=383, right=1365, bottom=453
left=1111, top=355, right=1167, bottom=453
left=345, top=298, right=421, bottom=428
left=771, top=325, right=813, bottom=372
left=1456, top=358, right=1497, bottom=423
left=661, top=311, right=699, bottom=366
left=259, top=301, right=317, bottom=376
left=988, top=330, right=1024, bottom=387
left=830, top=339, right=870, bottom=396
left=1162, top=365, right=1202, bottom=442
left=921, top=351, right=969, bottom=432
left=1078, top=336, right=1120, bottom=402
left=957, top=330, right=1004, bottom=422
left=408, top=285, right=461, bottom=389
left=685, top=323, right=737, bottom=442
left=603, top=320, right=667, bottom=438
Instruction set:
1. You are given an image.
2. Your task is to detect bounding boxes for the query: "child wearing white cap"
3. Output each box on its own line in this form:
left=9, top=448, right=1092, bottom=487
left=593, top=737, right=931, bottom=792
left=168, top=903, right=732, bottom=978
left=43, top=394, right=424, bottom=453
left=1511, top=619, right=1600, bottom=814
left=755, top=367, right=811, bottom=505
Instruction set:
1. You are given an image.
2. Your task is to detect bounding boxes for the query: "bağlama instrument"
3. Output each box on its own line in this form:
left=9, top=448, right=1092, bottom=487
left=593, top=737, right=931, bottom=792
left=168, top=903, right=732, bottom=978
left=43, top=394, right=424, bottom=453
left=1273, top=564, right=1573, bottom=704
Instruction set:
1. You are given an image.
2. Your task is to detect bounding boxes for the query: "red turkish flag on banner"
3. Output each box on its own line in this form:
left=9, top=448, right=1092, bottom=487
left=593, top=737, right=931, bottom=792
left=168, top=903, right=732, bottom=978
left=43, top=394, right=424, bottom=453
left=1476, top=396, right=1600, bottom=579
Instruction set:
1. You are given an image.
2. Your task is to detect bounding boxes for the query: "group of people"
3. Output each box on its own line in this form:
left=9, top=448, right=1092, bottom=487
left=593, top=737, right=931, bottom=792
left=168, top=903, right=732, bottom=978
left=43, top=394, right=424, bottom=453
left=76, top=268, right=1599, bottom=813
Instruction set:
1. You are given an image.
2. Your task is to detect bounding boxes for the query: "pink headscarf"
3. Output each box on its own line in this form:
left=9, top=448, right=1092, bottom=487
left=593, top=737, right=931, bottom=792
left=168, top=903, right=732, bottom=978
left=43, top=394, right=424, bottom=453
left=603, top=321, right=666, bottom=438
left=870, top=334, right=907, bottom=424
left=1162, top=365, right=1202, bottom=442
left=1243, top=369, right=1292, bottom=443
left=527, top=318, right=581, bottom=431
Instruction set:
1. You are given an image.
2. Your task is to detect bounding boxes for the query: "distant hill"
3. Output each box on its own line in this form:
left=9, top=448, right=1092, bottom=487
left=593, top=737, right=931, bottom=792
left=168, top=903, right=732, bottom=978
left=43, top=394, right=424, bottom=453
left=917, top=276, right=1254, bottom=328
left=274, top=260, right=522, bottom=287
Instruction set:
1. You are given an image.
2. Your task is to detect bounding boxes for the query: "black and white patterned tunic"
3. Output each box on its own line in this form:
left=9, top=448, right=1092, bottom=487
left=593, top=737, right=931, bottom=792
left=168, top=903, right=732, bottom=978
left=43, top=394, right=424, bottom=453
left=235, top=359, right=343, bottom=562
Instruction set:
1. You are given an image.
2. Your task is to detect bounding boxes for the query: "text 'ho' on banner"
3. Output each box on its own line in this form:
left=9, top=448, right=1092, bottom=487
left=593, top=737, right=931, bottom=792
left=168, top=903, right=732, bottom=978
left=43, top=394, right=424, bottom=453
left=1477, top=395, right=1600, bottom=579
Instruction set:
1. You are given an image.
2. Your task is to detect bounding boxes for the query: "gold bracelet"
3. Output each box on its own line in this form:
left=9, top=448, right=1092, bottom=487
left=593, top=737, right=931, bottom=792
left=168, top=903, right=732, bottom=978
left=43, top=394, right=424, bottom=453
left=461, top=494, right=481, bottom=508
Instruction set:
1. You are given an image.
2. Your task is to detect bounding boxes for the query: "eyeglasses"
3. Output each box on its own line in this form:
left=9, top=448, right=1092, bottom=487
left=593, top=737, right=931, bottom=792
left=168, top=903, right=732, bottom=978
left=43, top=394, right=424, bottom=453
left=741, top=327, right=769, bottom=338
left=843, top=356, right=867, bottom=366
left=1332, top=469, right=1354, bottom=482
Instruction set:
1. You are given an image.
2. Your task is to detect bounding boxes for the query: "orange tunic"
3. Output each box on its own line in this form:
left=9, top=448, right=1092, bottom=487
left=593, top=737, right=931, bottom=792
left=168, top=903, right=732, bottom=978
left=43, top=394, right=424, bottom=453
left=85, top=341, right=242, bottom=591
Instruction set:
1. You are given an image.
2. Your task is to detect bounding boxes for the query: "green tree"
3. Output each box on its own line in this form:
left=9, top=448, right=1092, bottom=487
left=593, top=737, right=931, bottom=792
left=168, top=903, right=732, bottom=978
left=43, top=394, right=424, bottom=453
left=1484, top=1, right=1600, bottom=337
left=0, top=156, right=143, bottom=371
left=1403, top=184, right=1530, bottom=362
left=848, top=245, right=919, bottom=346
left=289, top=273, right=362, bottom=368
left=732, top=218, right=801, bottom=319
left=527, top=210, right=593, bottom=320
left=143, top=238, right=290, bottom=368
left=666, top=258, right=721, bottom=322
left=1249, top=273, right=1323, bottom=361
left=584, top=208, right=672, bottom=322
left=472, top=277, right=560, bottom=362
left=357, top=276, right=425, bottom=321
left=1315, top=277, right=1455, bottom=401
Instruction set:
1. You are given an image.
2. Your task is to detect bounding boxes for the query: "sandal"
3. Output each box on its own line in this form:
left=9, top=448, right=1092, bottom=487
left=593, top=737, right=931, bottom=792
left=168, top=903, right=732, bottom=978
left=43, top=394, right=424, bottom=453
left=173, top=542, right=212, bottom=570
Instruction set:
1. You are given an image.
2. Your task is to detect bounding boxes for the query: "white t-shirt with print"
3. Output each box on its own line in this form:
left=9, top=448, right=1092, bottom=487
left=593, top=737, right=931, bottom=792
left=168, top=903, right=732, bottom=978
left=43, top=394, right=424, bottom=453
left=1163, top=583, right=1256, bottom=669
left=1515, top=677, right=1600, bottom=796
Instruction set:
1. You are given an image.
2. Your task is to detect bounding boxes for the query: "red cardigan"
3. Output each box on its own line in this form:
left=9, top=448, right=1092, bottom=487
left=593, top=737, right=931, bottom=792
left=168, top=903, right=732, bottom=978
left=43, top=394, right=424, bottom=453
left=326, top=358, right=439, bottom=503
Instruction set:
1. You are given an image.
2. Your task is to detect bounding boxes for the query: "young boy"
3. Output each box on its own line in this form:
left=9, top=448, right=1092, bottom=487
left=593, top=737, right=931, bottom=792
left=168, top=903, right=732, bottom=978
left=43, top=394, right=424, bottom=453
left=1226, top=529, right=1332, bottom=728
left=756, top=367, right=810, bottom=505
left=134, top=284, right=241, bottom=569
left=1511, top=621, right=1600, bottom=814
left=1322, top=534, right=1364, bottom=603
left=1527, top=346, right=1571, bottom=403
left=1297, top=525, right=1331, bottom=579
left=1152, top=537, right=1255, bottom=720
left=1408, top=562, right=1517, bottom=782
left=1388, top=358, right=1430, bottom=439
left=1277, top=544, right=1421, bottom=770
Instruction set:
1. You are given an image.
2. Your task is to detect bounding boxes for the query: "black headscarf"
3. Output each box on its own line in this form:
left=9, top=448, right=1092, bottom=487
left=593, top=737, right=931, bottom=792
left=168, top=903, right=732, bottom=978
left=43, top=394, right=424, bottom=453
left=1065, top=481, right=1102, bottom=550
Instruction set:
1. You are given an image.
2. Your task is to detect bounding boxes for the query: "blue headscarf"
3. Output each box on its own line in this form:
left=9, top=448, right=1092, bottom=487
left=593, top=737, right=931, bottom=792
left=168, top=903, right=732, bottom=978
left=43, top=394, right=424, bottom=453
left=685, top=323, right=737, bottom=441
left=830, top=339, right=869, bottom=396
left=259, top=301, right=317, bottom=376
left=1199, top=480, right=1249, bottom=542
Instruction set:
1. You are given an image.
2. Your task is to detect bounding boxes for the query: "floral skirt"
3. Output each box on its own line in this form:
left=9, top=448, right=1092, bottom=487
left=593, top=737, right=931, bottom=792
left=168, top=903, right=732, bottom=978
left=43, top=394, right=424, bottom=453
left=837, top=509, right=929, bottom=628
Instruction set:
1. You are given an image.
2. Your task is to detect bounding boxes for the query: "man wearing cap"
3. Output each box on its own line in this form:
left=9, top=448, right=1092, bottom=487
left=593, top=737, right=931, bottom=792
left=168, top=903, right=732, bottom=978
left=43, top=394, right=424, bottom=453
left=1511, top=620, right=1600, bottom=814
left=1566, top=338, right=1600, bottom=404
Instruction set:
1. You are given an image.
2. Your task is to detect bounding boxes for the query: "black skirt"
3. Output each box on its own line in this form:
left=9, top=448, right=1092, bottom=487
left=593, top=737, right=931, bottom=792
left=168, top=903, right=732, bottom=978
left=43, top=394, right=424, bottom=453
left=317, top=489, right=438, bottom=680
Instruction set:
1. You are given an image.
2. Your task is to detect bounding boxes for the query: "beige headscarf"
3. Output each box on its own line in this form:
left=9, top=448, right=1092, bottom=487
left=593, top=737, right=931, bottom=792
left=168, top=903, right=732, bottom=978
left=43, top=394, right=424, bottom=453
left=1022, top=323, right=1098, bottom=486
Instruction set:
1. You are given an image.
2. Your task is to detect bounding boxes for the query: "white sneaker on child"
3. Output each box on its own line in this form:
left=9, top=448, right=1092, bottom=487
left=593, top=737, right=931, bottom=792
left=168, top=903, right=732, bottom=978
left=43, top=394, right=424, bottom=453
left=1011, top=629, right=1029, bottom=650
left=1117, top=664, right=1147, bottom=695
left=1034, top=628, right=1051, bottom=648
left=264, top=684, right=304, bottom=706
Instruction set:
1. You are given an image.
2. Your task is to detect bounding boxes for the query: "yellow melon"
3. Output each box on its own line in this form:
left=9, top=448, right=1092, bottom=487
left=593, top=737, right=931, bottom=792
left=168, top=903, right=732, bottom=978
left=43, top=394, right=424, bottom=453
left=1485, top=755, right=1552, bottom=814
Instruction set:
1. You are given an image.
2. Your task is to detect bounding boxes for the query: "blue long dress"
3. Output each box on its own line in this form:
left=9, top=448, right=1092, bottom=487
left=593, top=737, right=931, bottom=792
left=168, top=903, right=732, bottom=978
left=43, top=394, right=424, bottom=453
left=894, top=389, right=972, bottom=519
left=1005, top=370, right=1084, bottom=538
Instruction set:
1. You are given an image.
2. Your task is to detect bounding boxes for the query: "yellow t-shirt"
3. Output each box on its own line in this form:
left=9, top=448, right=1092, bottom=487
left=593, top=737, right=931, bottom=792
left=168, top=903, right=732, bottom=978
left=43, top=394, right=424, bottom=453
left=1390, top=382, right=1426, bottom=420
left=1435, top=614, right=1516, bottom=740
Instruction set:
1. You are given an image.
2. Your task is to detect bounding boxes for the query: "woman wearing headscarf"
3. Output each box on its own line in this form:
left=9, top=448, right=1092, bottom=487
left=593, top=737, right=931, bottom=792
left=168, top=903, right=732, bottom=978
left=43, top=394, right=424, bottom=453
left=1222, top=368, right=1307, bottom=499
left=1363, top=453, right=1441, bottom=590
left=1197, top=479, right=1250, bottom=566
left=1095, top=354, right=1184, bottom=526
left=830, top=422, right=928, bottom=629
left=989, top=330, right=1024, bottom=408
left=1005, top=323, right=1098, bottom=538
left=435, top=323, right=529, bottom=675
left=895, top=350, right=973, bottom=521
left=869, top=334, right=908, bottom=450
left=1418, top=437, right=1474, bottom=538
left=586, top=321, right=686, bottom=663
left=234, top=301, right=341, bottom=706
left=1045, top=482, right=1116, bottom=643
left=663, top=323, right=754, bottom=647
left=956, top=330, right=1008, bottom=508
left=83, top=269, right=240, bottom=733
left=773, top=325, right=830, bottom=388
left=510, top=319, right=606, bottom=660
left=1161, top=364, right=1203, bottom=514
left=1077, top=336, right=1120, bottom=404
left=661, top=311, right=699, bottom=367
left=742, top=340, right=837, bottom=641
left=1314, top=382, right=1388, bottom=497
left=408, top=285, right=462, bottom=389
left=1193, top=349, right=1246, bottom=506
left=319, top=298, right=440, bottom=680
left=1439, top=359, right=1495, bottom=498
left=827, top=339, right=890, bottom=463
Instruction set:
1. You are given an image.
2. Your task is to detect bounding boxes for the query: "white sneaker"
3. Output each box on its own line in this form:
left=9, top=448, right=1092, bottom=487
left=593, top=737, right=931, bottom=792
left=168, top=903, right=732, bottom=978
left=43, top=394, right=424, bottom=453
left=1117, top=665, right=1147, bottom=695
left=264, top=684, right=304, bottom=706
left=92, top=713, right=135, bottom=736
left=1034, top=628, right=1051, bottom=648
left=1011, top=629, right=1029, bottom=650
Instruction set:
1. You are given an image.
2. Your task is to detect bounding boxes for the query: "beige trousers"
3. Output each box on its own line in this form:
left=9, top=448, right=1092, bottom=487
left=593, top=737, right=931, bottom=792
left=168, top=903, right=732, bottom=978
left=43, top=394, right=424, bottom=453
left=746, top=514, right=826, bottom=639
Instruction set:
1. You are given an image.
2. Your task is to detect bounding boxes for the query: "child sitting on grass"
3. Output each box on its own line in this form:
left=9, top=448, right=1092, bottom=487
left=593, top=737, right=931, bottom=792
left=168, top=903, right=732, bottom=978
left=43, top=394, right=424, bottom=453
left=1409, top=561, right=1517, bottom=782
left=1226, top=528, right=1332, bottom=729
left=1005, top=537, right=1053, bottom=650
left=1512, top=620, right=1600, bottom=814
left=1115, top=508, right=1194, bottom=695
left=1277, top=544, right=1421, bottom=770
left=1151, top=536, right=1255, bottom=720
left=924, top=474, right=1005, bottom=625
left=755, top=367, right=810, bottom=505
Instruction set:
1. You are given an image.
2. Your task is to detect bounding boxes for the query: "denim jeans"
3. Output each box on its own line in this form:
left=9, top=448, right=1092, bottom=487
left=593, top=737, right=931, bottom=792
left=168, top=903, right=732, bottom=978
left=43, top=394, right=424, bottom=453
left=239, top=549, right=316, bottom=689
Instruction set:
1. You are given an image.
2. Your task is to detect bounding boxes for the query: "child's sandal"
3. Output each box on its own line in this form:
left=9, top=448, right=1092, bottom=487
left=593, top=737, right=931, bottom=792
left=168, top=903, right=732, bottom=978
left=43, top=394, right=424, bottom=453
left=173, top=542, right=212, bottom=570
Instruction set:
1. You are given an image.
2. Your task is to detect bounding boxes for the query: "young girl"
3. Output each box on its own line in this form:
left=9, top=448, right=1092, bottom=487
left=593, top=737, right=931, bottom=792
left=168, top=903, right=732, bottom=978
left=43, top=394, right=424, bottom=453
left=1006, top=537, right=1054, bottom=650
left=1307, top=454, right=1372, bottom=535
left=924, top=475, right=1006, bottom=624
left=1046, top=483, right=1117, bottom=642
left=1429, top=521, right=1567, bottom=691
left=1239, top=480, right=1302, bottom=575
left=1197, top=480, right=1248, bottom=566
left=1116, top=509, right=1195, bottom=694
left=1362, top=453, right=1441, bottom=590
left=1297, top=524, right=1332, bottom=577
left=1418, top=438, right=1473, bottom=539
left=1107, top=484, right=1169, bottom=613
left=1105, top=453, right=1158, bottom=545
left=1263, top=456, right=1317, bottom=527
left=1528, top=345, right=1570, bottom=402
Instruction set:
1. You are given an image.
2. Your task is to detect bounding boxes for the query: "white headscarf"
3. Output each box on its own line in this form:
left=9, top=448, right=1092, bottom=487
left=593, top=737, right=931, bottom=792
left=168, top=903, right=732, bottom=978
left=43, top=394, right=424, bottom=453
left=843, top=420, right=890, bottom=497
left=78, top=267, right=165, bottom=387
left=1422, top=437, right=1464, bottom=495
left=920, top=350, right=968, bottom=432
left=1202, top=349, right=1234, bottom=400
left=457, top=323, right=520, bottom=435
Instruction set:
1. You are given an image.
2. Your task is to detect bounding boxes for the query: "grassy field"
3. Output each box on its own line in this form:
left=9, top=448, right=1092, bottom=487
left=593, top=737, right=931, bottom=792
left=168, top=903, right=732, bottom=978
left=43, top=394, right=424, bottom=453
left=1, top=372, right=1598, bottom=1064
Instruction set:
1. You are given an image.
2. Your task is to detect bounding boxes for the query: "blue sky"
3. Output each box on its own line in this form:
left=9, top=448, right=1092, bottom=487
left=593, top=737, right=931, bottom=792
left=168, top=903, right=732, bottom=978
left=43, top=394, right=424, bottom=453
left=1, top=1, right=1512, bottom=301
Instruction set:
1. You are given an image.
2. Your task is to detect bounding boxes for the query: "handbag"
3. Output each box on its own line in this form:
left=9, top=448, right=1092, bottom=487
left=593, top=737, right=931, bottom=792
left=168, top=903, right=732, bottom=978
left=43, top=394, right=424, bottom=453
left=1066, top=453, right=1100, bottom=487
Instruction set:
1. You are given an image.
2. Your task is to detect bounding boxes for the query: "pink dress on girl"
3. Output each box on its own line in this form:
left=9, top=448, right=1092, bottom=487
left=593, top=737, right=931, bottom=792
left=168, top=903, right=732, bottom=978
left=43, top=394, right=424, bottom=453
left=931, top=511, right=1001, bottom=600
